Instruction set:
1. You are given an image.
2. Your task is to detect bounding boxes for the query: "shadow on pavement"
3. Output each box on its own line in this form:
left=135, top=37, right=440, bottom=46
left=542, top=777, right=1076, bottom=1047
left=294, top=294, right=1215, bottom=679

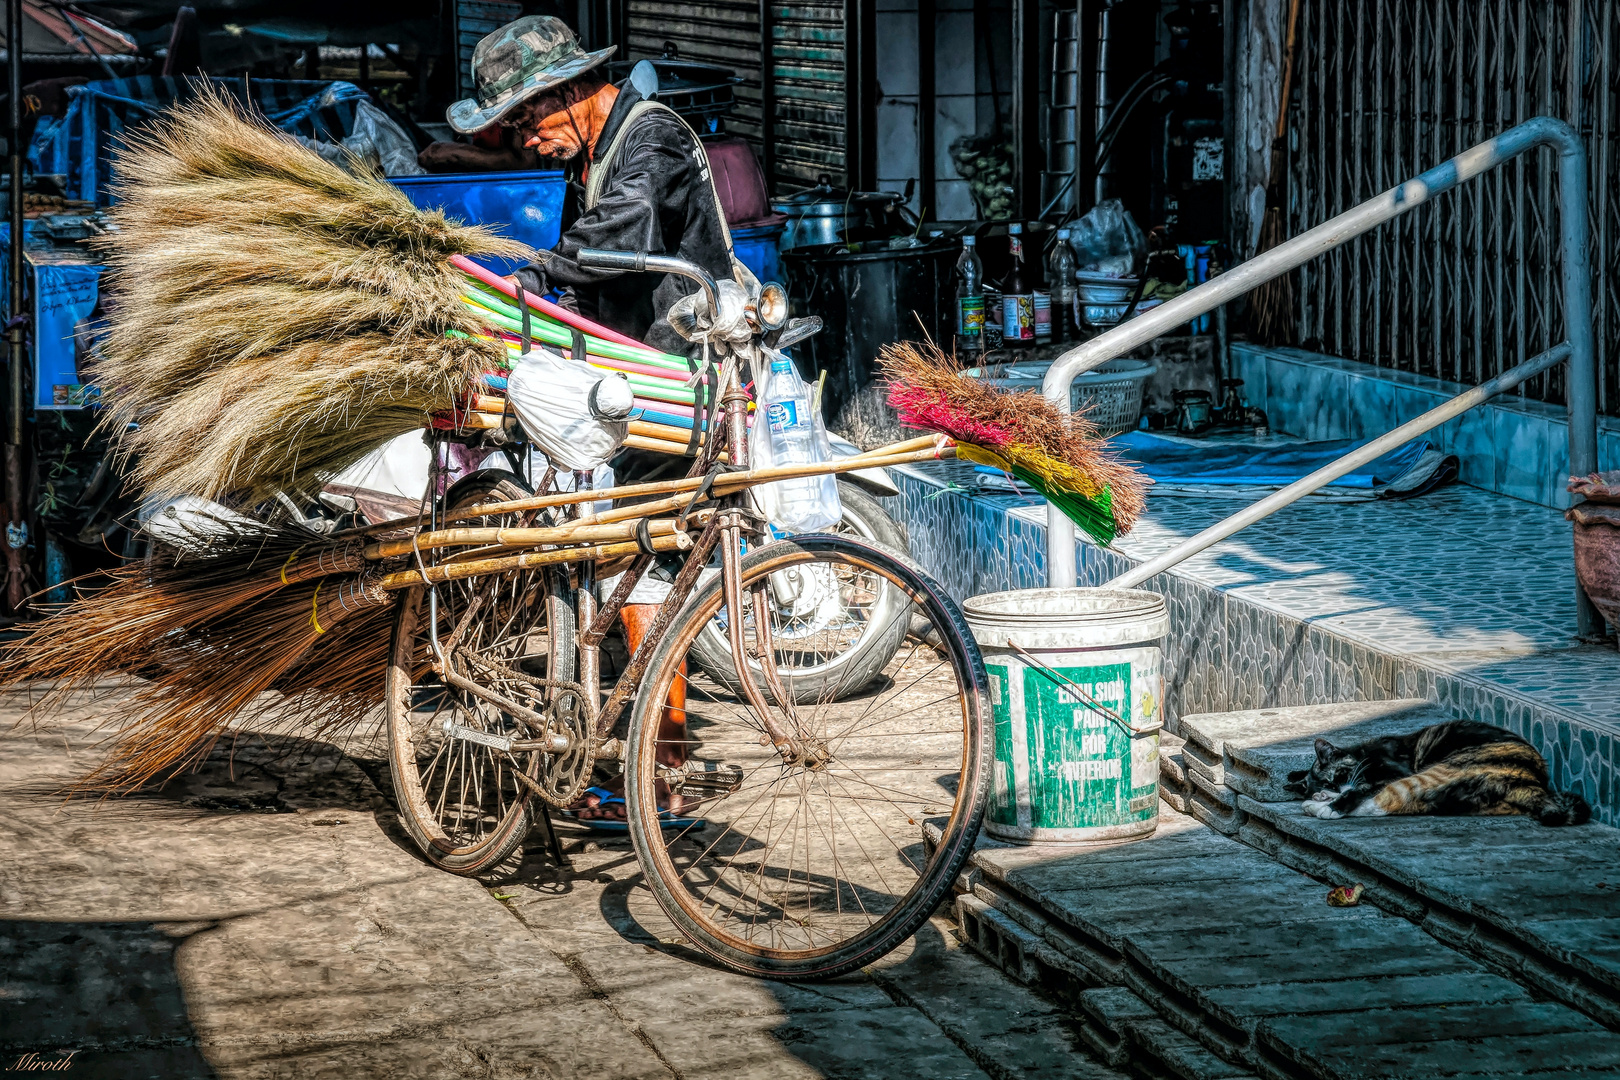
left=0, top=919, right=220, bottom=1078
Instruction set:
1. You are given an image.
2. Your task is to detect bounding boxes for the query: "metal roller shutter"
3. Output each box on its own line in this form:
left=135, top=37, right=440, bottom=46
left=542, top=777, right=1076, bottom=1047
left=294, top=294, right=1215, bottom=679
left=626, top=1, right=846, bottom=192
left=770, top=3, right=845, bottom=189
left=455, top=1, right=523, bottom=101
left=627, top=1, right=764, bottom=144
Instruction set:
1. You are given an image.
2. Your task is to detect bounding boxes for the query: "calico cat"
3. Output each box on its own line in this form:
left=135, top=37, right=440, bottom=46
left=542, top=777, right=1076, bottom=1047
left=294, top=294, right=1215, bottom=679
left=1287, top=719, right=1591, bottom=826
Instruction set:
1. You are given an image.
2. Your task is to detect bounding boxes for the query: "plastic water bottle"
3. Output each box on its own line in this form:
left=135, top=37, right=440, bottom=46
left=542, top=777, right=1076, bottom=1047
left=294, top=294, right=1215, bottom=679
left=761, top=355, right=840, bottom=531
left=1047, top=227, right=1078, bottom=342
left=954, top=235, right=985, bottom=356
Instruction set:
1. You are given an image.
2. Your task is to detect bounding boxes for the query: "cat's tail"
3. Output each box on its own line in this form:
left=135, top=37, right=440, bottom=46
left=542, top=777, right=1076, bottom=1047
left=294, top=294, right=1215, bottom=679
left=1532, top=788, right=1592, bottom=827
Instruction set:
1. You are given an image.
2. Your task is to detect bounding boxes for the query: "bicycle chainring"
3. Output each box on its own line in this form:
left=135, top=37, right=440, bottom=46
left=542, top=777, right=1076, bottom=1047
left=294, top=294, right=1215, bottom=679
left=530, top=686, right=597, bottom=808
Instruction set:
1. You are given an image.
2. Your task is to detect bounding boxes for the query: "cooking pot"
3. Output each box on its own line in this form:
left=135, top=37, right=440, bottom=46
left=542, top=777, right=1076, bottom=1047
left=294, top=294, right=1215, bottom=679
left=773, top=175, right=915, bottom=250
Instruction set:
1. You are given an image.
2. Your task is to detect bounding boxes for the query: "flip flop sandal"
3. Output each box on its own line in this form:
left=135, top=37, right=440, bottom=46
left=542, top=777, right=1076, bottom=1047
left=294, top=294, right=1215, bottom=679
left=559, top=786, right=708, bottom=833
left=557, top=785, right=619, bottom=822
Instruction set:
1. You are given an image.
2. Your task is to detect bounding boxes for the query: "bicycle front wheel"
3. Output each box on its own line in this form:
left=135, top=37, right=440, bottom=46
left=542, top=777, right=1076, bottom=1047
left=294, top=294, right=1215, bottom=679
left=625, top=534, right=991, bottom=980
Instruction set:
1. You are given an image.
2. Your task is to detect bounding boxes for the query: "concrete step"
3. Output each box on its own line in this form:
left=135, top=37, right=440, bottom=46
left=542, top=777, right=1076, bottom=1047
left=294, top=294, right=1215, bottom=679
left=1176, top=702, right=1620, bottom=1029
left=947, top=807, right=1620, bottom=1080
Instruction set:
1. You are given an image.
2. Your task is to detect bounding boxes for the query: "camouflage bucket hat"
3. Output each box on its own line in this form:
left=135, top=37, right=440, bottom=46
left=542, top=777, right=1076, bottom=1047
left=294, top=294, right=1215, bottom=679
left=447, top=16, right=617, bottom=134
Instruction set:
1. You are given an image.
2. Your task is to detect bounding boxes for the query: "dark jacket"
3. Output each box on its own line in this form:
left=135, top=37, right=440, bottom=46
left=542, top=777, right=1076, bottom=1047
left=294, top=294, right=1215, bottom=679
left=512, top=82, right=732, bottom=355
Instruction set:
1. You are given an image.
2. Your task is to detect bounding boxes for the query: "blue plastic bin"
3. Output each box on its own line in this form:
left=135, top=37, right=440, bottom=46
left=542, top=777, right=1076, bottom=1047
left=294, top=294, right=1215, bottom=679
left=733, top=221, right=786, bottom=286
left=390, top=170, right=567, bottom=276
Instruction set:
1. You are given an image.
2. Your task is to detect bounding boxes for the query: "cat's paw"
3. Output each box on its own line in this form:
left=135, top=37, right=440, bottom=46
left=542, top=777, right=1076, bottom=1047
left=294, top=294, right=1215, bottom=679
left=1302, top=799, right=1344, bottom=819
left=1303, top=790, right=1334, bottom=804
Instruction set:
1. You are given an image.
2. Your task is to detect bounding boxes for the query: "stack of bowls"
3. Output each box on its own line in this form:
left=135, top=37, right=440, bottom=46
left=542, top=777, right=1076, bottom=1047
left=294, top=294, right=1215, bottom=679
left=1075, top=272, right=1137, bottom=327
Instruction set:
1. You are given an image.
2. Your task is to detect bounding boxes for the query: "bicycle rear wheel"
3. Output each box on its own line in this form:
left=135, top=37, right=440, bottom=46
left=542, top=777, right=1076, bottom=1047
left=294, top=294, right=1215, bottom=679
left=624, top=534, right=991, bottom=979
left=386, top=471, right=580, bottom=876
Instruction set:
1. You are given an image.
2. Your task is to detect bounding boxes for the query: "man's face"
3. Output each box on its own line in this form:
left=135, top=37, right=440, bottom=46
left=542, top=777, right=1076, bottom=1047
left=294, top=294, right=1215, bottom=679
left=503, top=87, right=587, bottom=161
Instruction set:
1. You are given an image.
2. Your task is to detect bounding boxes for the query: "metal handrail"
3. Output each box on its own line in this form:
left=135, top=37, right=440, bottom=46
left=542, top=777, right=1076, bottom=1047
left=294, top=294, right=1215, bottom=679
left=1040, top=117, right=1600, bottom=635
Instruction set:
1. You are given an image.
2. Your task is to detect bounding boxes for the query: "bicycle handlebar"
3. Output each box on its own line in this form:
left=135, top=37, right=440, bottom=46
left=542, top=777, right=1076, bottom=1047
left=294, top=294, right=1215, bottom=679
left=577, top=248, right=719, bottom=311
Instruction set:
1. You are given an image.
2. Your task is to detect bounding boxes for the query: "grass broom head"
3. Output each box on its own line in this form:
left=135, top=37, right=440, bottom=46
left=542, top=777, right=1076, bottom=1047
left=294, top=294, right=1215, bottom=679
left=91, top=84, right=533, bottom=504
left=0, top=517, right=395, bottom=795
left=881, top=342, right=1149, bottom=546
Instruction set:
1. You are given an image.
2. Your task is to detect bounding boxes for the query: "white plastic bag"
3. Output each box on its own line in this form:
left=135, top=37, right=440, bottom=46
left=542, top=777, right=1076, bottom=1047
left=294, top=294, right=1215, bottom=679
left=506, top=347, right=633, bottom=471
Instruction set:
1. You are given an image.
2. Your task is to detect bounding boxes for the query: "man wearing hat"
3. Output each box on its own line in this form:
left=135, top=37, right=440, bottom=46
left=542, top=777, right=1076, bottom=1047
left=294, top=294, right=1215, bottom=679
left=445, top=16, right=733, bottom=825
left=443, top=15, right=733, bottom=357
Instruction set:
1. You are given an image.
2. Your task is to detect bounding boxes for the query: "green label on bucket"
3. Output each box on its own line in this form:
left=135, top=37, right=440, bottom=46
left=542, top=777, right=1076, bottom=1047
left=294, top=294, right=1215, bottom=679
left=1021, top=661, right=1148, bottom=831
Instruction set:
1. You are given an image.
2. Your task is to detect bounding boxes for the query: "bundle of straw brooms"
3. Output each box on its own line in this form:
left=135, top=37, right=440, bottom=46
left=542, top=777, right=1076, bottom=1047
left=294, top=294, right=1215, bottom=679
left=94, top=86, right=532, bottom=504
left=2, top=90, right=1142, bottom=794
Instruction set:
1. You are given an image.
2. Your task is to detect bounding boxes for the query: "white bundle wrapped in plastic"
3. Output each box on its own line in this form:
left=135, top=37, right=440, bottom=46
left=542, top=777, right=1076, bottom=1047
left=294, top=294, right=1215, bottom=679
left=506, top=348, right=634, bottom=471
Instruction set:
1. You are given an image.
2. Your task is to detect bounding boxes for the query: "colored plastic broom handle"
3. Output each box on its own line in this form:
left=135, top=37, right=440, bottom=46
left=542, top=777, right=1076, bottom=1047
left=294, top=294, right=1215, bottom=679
left=449, top=254, right=648, bottom=350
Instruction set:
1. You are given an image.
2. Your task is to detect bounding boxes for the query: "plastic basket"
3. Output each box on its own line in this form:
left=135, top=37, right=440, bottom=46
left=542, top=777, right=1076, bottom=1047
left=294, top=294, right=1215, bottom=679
left=965, top=357, right=1156, bottom=435
left=1074, top=358, right=1156, bottom=433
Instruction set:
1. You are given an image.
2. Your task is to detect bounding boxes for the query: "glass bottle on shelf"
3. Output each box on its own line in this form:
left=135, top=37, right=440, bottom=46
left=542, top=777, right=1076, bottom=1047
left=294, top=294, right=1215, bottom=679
left=1001, top=223, right=1034, bottom=347
left=953, top=234, right=985, bottom=357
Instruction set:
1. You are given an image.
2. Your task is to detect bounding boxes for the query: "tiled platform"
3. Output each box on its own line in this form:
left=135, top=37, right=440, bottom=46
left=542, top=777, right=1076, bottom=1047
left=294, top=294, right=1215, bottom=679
left=891, top=459, right=1620, bottom=825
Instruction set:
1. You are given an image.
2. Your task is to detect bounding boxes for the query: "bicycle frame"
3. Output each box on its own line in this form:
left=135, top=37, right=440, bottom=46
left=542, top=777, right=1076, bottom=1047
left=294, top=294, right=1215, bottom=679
left=421, top=249, right=818, bottom=772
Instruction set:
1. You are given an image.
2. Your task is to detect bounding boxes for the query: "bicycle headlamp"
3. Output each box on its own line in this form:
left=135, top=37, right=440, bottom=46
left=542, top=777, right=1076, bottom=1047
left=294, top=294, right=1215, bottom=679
left=756, top=282, right=789, bottom=330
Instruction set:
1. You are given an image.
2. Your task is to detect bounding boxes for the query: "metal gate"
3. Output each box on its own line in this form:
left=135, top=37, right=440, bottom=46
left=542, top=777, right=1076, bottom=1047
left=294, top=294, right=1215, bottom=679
left=625, top=1, right=845, bottom=192
left=1286, top=0, right=1619, bottom=416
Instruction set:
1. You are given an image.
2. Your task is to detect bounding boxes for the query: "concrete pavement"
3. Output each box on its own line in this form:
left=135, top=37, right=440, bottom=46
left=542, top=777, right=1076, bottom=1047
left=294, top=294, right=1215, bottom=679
left=0, top=689, right=1122, bottom=1080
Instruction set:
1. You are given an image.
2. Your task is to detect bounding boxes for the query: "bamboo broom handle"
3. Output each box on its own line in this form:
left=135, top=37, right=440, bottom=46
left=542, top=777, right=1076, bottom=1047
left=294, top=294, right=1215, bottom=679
left=378, top=530, right=692, bottom=591
left=364, top=512, right=710, bottom=561
left=347, top=437, right=954, bottom=537
left=624, top=433, right=728, bottom=458
left=450, top=254, right=649, bottom=350
left=630, top=418, right=706, bottom=445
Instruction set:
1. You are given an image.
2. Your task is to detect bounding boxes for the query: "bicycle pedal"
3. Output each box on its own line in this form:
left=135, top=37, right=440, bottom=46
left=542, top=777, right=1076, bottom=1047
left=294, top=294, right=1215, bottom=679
left=678, top=763, right=744, bottom=797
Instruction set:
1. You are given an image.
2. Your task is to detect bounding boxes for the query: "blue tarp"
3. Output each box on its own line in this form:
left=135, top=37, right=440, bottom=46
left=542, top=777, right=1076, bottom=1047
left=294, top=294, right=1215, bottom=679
left=0, top=225, right=107, bottom=410
left=28, top=77, right=370, bottom=206
left=1108, top=431, right=1432, bottom=489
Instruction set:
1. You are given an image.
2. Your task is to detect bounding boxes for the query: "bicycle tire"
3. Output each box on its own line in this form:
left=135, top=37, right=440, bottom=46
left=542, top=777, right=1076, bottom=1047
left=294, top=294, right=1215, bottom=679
left=688, top=482, right=913, bottom=703
left=625, top=533, right=991, bottom=979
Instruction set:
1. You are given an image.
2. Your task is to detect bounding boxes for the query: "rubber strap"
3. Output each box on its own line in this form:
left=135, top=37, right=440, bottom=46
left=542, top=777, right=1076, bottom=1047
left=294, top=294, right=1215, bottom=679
left=571, top=326, right=587, bottom=364
left=310, top=580, right=325, bottom=634
left=683, top=354, right=704, bottom=457
left=677, top=466, right=721, bottom=529
left=635, top=515, right=657, bottom=555
left=516, top=284, right=532, bottom=356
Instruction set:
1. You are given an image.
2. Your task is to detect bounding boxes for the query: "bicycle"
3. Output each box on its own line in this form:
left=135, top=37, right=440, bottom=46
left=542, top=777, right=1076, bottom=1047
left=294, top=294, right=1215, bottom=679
left=381, top=251, right=992, bottom=980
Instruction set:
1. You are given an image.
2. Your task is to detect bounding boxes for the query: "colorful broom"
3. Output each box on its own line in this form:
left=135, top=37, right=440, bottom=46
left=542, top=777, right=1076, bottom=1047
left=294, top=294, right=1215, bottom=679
left=882, top=342, right=1149, bottom=546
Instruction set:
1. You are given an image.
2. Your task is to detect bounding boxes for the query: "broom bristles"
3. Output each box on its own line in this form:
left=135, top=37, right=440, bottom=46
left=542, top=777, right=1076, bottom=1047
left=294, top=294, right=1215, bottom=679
left=0, top=520, right=393, bottom=794
left=91, top=84, right=534, bottom=503
left=880, top=341, right=1149, bottom=538
left=1249, top=206, right=1295, bottom=345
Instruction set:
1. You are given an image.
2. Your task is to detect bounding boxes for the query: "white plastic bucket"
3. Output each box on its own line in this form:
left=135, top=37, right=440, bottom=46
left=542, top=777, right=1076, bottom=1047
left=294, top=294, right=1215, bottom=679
left=962, top=588, right=1169, bottom=843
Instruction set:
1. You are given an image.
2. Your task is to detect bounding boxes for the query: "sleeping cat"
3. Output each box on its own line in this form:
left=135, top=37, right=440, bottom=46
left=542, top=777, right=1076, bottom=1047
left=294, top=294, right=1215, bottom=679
left=1287, top=719, right=1591, bottom=826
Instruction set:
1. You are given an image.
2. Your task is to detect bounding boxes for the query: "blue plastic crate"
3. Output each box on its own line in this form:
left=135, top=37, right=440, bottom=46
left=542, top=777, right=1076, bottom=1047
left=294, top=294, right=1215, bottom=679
left=390, top=170, right=567, bottom=276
